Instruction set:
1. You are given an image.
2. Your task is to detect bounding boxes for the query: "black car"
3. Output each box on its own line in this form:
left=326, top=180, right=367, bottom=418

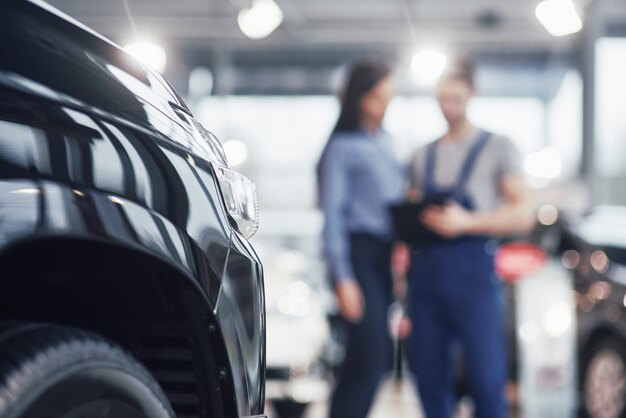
left=536, top=206, right=626, bottom=418
left=0, top=2, right=266, bottom=418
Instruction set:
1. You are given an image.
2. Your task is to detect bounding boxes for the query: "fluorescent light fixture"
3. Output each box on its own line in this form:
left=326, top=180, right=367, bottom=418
left=238, top=0, right=284, bottom=40
left=410, top=48, right=448, bottom=87
left=222, top=139, right=249, bottom=167
left=536, top=0, right=583, bottom=37
left=124, top=42, right=167, bottom=72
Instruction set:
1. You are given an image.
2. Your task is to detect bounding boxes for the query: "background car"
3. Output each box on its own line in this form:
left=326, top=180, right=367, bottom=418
left=515, top=205, right=626, bottom=418
left=0, top=2, right=266, bottom=418
left=550, top=207, right=626, bottom=418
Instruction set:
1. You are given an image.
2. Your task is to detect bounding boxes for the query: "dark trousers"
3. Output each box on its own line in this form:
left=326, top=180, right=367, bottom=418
left=328, top=233, right=393, bottom=418
left=407, top=238, right=508, bottom=418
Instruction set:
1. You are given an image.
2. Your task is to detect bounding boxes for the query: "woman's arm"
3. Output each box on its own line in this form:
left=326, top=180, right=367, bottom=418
left=320, top=142, right=364, bottom=322
left=321, top=142, right=354, bottom=281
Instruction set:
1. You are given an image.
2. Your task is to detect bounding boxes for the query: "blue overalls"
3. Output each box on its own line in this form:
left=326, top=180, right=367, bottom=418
left=407, top=131, right=508, bottom=418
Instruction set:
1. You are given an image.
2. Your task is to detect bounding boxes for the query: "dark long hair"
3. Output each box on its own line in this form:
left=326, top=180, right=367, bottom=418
left=331, top=60, right=391, bottom=135
left=316, top=60, right=391, bottom=203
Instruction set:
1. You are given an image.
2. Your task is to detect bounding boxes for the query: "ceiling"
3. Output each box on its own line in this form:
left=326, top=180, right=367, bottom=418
left=44, top=0, right=625, bottom=96
left=46, top=0, right=579, bottom=50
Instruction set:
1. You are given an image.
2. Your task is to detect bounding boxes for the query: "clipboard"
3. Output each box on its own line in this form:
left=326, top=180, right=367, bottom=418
left=389, top=197, right=450, bottom=244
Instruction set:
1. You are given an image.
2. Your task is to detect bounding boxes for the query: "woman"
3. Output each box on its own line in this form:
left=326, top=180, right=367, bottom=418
left=406, top=59, right=534, bottom=418
left=318, top=60, right=404, bottom=418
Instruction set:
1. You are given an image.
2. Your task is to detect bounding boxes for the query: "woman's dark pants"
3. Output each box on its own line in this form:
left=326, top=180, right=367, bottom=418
left=328, top=233, right=393, bottom=418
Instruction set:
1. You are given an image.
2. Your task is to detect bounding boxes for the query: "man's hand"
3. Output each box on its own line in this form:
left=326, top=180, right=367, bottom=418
left=391, top=243, right=410, bottom=300
left=421, top=202, right=475, bottom=238
left=391, top=242, right=410, bottom=278
left=336, top=280, right=365, bottom=323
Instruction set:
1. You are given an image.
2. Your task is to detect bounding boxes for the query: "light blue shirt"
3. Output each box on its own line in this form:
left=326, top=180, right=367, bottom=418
left=319, top=129, right=404, bottom=282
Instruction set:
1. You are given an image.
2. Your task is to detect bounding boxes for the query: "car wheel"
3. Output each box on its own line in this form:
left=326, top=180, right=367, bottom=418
left=273, top=399, right=308, bottom=418
left=582, top=337, right=626, bottom=418
left=0, top=322, right=175, bottom=418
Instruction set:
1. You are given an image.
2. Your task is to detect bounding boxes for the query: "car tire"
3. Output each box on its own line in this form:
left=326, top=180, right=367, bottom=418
left=272, top=399, right=308, bottom=418
left=0, top=322, right=175, bottom=418
left=581, top=336, right=626, bottom=418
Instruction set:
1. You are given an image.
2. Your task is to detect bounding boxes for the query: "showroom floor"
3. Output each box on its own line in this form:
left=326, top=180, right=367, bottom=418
left=266, top=376, right=478, bottom=418
left=306, top=377, right=424, bottom=418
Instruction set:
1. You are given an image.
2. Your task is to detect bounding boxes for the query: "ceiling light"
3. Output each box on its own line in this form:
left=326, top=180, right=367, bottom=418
left=238, top=0, right=284, bottom=40
left=536, top=0, right=583, bottom=37
left=124, top=42, right=167, bottom=72
left=410, top=48, right=448, bottom=87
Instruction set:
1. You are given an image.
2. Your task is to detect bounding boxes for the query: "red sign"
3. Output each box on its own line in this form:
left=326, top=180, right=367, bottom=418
left=496, top=242, right=548, bottom=282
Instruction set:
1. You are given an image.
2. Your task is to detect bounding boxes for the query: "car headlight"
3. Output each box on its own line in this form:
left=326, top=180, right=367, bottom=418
left=215, top=166, right=259, bottom=239
left=192, top=121, right=229, bottom=166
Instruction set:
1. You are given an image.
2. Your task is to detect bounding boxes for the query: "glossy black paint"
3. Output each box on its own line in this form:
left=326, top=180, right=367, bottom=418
left=0, top=2, right=265, bottom=417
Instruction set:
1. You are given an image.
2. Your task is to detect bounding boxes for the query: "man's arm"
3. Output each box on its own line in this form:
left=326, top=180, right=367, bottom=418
left=466, top=173, right=535, bottom=235
left=422, top=173, right=535, bottom=238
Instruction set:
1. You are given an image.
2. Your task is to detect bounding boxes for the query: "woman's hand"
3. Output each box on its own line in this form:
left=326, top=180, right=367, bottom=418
left=421, top=202, right=475, bottom=238
left=336, top=280, right=364, bottom=323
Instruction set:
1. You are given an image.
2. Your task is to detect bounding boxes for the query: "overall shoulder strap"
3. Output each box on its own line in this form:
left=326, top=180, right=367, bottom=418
left=455, top=130, right=492, bottom=197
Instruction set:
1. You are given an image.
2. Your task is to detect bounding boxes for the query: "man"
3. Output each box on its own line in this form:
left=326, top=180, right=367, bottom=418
left=406, top=58, right=534, bottom=418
